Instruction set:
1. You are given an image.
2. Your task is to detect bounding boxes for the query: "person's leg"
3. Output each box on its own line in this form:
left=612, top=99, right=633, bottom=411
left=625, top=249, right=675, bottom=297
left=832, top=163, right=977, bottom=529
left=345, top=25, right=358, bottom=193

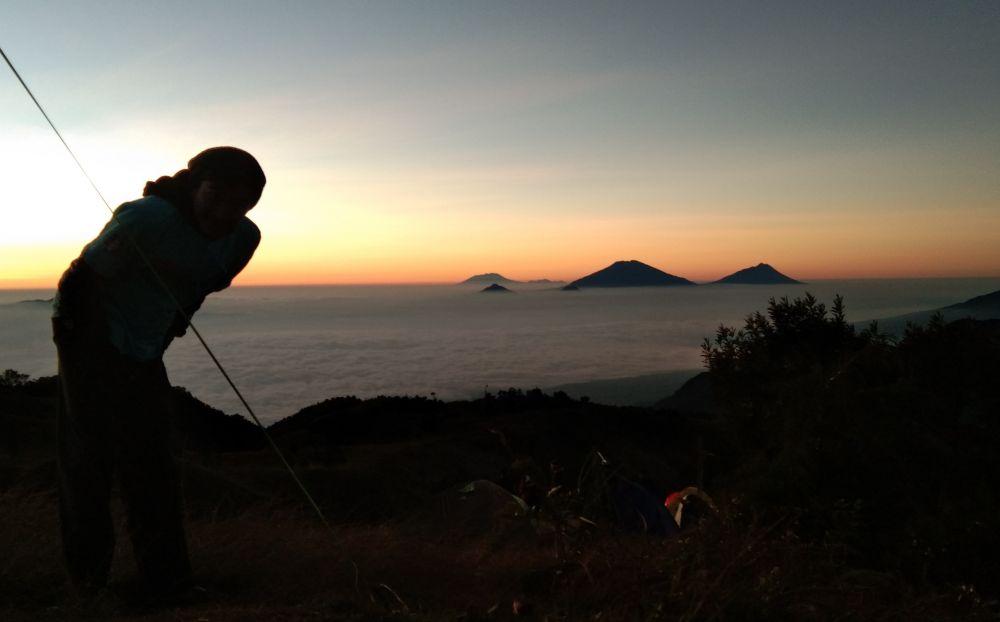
left=54, top=319, right=117, bottom=594
left=115, top=358, right=192, bottom=597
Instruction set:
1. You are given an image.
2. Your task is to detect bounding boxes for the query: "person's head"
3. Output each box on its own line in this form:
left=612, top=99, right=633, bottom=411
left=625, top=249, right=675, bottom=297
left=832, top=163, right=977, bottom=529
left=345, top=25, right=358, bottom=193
left=143, top=146, right=266, bottom=239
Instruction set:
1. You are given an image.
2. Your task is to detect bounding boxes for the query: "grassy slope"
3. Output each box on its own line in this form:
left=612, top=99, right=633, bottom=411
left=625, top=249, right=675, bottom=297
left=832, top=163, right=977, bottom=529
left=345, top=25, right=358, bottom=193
left=3, top=309, right=999, bottom=622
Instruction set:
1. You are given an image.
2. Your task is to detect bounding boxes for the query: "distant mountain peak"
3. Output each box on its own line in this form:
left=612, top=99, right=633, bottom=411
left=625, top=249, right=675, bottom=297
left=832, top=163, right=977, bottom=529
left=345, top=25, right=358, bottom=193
left=569, top=260, right=695, bottom=288
left=460, top=273, right=520, bottom=285
left=480, top=283, right=512, bottom=293
left=461, top=273, right=563, bottom=286
left=713, top=263, right=802, bottom=285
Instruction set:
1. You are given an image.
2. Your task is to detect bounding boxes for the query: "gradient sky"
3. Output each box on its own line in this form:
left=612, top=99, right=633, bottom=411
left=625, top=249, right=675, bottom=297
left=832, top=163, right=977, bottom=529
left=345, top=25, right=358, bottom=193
left=2, top=1, right=998, bottom=288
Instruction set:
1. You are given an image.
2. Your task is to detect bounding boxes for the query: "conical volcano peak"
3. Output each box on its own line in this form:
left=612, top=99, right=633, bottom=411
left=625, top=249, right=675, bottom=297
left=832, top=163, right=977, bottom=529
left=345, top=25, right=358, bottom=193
left=569, top=260, right=695, bottom=288
left=714, top=263, right=802, bottom=285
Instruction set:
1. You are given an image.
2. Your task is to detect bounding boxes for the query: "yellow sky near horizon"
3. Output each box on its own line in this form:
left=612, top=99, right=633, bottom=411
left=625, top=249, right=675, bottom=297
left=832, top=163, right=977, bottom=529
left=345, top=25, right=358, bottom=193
left=2, top=124, right=998, bottom=289
left=4, top=184, right=998, bottom=290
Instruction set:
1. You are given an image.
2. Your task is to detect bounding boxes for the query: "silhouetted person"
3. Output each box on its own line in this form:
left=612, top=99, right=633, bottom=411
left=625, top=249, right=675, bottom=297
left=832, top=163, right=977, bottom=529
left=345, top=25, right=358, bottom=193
left=50, top=146, right=266, bottom=603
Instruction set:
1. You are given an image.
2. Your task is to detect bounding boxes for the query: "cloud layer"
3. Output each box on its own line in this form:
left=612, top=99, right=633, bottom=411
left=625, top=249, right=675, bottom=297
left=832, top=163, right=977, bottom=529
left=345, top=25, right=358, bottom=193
left=4, top=280, right=999, bottom=424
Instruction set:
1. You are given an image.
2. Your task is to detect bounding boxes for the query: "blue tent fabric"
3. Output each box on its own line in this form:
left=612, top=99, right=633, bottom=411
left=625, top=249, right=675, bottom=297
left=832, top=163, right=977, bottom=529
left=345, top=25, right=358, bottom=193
left=610, top=477, right=680, bottom=536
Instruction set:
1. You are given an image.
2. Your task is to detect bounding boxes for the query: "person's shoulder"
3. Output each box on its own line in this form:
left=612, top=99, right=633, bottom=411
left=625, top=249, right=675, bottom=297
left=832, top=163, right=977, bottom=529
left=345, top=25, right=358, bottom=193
left=114, top=195, right=178, bottom=222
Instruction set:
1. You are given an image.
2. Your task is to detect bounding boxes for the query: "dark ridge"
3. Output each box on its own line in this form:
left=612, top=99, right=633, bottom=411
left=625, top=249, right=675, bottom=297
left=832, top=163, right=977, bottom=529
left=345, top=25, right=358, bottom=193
left=869, top=288, right=1000, bottom=335
left=3, top=298, right=54, bottom=306
left=569, top=260, right=695, bottom=288
left=480, top=283, right=511, bottom=293
left=0, top=375, right=263, bottom=459
left=170, top=387, right=266, bottom=452
left=947, top=289, right=1000, bottom=311
left=653, top=371, right=717, bottom=415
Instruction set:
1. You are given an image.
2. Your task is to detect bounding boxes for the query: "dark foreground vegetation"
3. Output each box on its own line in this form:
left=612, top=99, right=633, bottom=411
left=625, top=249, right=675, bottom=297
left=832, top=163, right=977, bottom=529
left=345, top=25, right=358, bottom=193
left=2, top=295, right=999, bottom=620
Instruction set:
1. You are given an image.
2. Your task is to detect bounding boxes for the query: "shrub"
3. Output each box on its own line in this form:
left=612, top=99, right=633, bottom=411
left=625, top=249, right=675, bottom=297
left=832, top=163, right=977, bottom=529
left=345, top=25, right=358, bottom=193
left=699, top=296, right=1000, bottom=595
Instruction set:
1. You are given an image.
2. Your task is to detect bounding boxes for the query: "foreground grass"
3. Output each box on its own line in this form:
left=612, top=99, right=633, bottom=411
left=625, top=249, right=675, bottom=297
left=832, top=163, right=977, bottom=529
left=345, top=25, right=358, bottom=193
left=2, top=487, right=992, bottom=621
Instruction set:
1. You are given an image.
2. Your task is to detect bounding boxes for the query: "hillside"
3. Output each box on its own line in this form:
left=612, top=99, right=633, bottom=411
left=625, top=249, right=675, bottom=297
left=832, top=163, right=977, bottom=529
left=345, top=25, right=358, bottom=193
left=870, top=288, right=1000, bottom=334
left=947, top=288, right=1000, bottom=313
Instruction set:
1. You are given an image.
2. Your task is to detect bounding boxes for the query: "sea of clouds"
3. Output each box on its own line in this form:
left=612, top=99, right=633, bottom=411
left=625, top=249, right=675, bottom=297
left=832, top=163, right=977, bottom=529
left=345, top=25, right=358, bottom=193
left=3, top=278, right=999, bottom=424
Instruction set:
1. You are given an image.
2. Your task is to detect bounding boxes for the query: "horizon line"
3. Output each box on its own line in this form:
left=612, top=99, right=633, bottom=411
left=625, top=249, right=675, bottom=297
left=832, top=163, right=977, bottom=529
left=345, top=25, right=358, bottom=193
left=3, top=273, right=1000, bottom=291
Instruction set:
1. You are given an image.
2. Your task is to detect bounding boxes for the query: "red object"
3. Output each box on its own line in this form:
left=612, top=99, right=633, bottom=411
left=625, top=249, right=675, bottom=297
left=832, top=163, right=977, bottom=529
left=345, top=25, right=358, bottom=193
left=664, top=491, right=683, bottom=508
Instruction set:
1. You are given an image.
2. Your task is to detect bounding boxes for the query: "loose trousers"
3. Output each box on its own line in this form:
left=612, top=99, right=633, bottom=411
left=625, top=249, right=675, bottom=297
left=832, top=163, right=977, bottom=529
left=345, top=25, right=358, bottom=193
left=53, top=313, right=191, bottom=595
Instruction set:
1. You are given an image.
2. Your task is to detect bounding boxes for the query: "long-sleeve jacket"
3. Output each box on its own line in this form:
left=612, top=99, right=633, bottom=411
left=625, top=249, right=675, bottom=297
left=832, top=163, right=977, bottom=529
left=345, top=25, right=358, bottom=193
left=53, top=195, right=260, bottom=361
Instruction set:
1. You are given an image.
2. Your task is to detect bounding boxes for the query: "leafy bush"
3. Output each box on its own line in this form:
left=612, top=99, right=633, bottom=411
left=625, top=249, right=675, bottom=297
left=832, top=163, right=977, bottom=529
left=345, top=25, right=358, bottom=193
left=700, top=295, right=1000, bottom=595
left=0, top=369, right=29, bottom=389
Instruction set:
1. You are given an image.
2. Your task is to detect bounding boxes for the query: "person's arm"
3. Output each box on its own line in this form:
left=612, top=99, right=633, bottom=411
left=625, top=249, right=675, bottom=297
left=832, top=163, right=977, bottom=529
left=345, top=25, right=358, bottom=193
left=166, top=221, right=261, bottom=339
left=210, top=222, right=261, bottom=294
